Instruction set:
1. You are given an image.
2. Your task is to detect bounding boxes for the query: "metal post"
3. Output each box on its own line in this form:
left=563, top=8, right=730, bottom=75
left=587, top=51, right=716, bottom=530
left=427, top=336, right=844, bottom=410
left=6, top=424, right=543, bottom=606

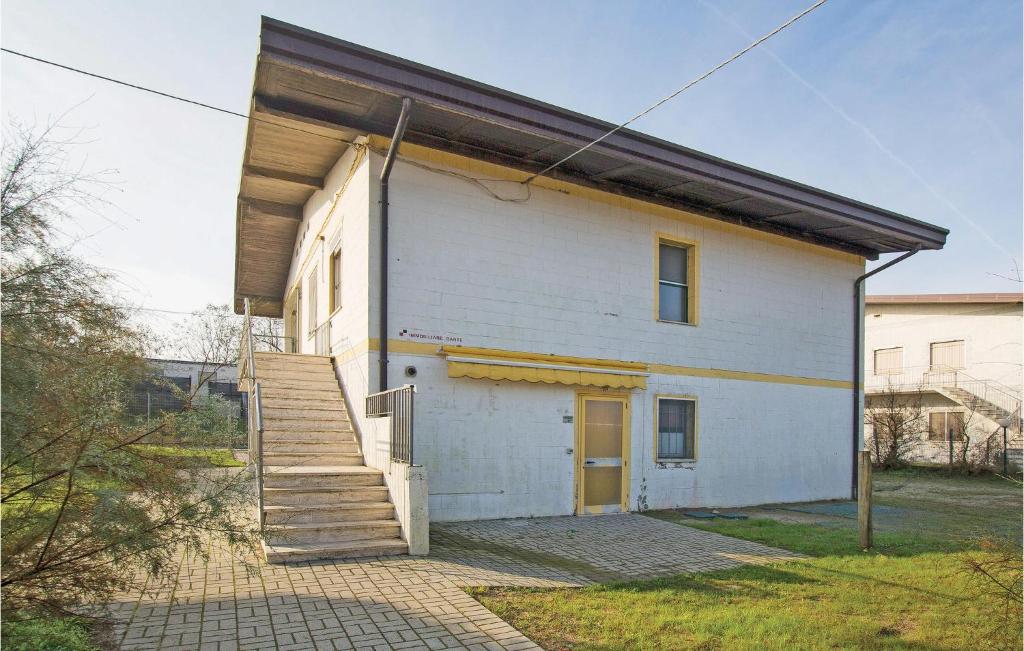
left=1003, top=425, right=1009, bottom=475
left=858, top=450, right=872, bottom=549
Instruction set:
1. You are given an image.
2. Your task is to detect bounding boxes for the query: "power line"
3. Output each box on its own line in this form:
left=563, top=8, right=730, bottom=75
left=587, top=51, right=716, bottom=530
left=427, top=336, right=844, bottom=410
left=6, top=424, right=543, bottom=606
left=1, top=47, right=359, bottom=146
left=522, top=0, right=830, bottom=184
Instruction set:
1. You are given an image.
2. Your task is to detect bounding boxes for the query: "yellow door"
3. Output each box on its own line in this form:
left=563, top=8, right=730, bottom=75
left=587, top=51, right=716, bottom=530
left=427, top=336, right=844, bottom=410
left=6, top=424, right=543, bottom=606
left=576, top=394, right=630, bottom=514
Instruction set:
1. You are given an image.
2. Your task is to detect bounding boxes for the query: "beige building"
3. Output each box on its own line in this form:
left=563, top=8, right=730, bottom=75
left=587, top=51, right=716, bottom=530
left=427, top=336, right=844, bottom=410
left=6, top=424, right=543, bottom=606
left=864, top=293, right=1023, bottom=465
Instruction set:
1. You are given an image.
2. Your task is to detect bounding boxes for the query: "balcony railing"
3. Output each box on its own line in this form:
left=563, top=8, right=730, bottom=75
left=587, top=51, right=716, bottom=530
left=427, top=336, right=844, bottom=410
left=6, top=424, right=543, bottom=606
left=366, top=384, right=416, bottom=464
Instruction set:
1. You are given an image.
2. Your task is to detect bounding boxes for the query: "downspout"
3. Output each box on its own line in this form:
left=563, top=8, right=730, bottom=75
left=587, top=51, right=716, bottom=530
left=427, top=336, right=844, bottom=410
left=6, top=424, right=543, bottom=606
left=851, top=245, right=921, bottom=498
left=379, top=97, right=414, bottom=392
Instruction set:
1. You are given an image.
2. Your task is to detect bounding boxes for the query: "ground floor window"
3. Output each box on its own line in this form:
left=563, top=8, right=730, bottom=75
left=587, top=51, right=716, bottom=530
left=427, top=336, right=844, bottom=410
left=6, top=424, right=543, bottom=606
left=928, top=411, right=965, bottom=441
left=656, top=397, right=696, bottom=461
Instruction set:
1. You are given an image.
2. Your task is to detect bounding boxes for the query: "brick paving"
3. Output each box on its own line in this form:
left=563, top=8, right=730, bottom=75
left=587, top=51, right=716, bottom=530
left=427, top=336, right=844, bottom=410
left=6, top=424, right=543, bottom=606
left=107, top=514, right=797, bottom=649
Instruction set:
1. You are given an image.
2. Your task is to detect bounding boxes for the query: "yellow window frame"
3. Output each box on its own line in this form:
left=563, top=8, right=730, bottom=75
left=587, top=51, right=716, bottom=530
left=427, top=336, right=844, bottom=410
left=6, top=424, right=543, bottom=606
left=653, top=394, right=699, bottom=463
left=654, top=233, right=699, bottom=326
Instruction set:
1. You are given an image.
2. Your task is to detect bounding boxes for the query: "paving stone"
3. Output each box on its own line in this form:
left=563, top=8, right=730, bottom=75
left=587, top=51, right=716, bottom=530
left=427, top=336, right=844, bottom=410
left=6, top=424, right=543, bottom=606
left=104, top=513, right=796, bottom=649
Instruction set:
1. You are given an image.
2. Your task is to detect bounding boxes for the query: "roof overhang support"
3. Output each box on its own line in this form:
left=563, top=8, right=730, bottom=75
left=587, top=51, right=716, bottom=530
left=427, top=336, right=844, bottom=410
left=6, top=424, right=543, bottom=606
left=239, top=198, right=302, bottom=221
left=243, top=164, right=323, bottom=190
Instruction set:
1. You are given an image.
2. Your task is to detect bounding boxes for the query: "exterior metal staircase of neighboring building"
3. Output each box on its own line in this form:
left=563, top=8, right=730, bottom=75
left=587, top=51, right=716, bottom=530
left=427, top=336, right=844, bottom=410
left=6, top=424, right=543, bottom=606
left=936, top=386, right=1020, bottom=429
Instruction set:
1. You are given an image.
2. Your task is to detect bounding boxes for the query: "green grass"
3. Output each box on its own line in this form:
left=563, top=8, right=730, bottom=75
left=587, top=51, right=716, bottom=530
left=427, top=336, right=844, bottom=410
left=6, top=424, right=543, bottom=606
left=133, top=445, right=245, bottom=467
left=2, top=617, right=101, bottom=651
left=473, top=471, right=1023, bottom=650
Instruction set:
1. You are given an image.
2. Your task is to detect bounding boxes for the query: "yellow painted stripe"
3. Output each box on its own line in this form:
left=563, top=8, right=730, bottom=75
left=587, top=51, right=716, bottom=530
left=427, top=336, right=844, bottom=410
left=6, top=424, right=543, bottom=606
left=361, top=338, right=851, bottom=389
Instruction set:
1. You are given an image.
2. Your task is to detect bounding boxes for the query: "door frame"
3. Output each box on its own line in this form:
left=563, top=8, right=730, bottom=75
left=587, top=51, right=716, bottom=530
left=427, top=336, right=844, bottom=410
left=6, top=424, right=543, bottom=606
left=574, top=391, right=631, bottom=515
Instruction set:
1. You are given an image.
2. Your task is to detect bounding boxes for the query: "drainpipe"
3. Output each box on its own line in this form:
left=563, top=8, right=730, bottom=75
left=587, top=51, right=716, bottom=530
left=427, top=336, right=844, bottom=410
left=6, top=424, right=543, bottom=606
left=379, top=97, right=414, bottom=392
left=851, top=245, right=921, bottom=498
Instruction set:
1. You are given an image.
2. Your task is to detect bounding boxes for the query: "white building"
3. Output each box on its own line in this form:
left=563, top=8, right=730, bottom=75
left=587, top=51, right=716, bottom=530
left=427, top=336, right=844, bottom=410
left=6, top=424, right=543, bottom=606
left=864, top=293, right=1022, bottom=464
left=232, top=18, right=948, bottom=559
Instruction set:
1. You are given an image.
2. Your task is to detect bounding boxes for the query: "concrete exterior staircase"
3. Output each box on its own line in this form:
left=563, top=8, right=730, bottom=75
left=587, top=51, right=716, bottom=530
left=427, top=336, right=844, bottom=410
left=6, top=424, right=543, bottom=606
left=254, top=351, right=407, bottom=562
left=938, top=386, right=1020, bottom=430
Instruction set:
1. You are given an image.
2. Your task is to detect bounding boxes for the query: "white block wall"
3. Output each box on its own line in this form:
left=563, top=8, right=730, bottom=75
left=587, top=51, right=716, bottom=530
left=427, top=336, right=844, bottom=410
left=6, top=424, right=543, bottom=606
left=374, top=152, right=858, bottom=520
left=286, top=147, right=863, bottom=522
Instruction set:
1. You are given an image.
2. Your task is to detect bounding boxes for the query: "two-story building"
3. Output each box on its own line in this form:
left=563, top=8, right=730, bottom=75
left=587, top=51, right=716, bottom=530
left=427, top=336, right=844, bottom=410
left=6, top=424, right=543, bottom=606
left=864, top=293, right=1022, bottom=465
left=233, top=17, right=948, bottom=561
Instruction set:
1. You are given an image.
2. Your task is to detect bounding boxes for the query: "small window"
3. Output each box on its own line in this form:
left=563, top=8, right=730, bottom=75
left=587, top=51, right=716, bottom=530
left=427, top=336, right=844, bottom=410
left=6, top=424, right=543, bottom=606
left=657, top=398, right=696, bottom=461
left=329, top=248, right=342, bottom=313
left=928, top=411, right=965, bottom=441
left=873, top=347, right=903, bottom=376
left=307, top=266, right=318, bottom=335
left=930, top=340, right=964, bottom=371
left=657, top=239, right=696, bottom=324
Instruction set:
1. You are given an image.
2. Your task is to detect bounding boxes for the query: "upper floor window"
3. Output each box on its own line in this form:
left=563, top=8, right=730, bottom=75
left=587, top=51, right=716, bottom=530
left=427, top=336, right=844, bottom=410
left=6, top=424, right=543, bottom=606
left=873, top=347, right=903, bottom=376
left=930, top=340, right=964, bottom=371
left=329, top=248, right=342, bottom=313
left=657, top=238, right=697, bottom=324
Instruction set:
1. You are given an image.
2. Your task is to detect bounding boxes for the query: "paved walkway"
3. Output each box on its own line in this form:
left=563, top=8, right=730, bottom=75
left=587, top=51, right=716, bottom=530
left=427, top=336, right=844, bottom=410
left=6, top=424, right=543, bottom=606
left=107, top=514, right=798, bottom=650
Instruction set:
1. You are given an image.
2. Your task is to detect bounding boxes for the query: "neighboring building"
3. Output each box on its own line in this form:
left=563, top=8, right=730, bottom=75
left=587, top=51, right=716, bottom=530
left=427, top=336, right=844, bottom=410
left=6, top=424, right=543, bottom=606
left=864, top=293, right=1023, bottom=465
left=130, top=359, right=244, bottom=420
left=232, top=18, right=948, bottom=558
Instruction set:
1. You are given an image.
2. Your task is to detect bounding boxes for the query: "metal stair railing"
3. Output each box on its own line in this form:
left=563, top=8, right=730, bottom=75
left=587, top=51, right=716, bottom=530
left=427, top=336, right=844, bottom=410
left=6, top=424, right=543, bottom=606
left=867, top=364, right=1021, bottom=424
left=365, top=385, right=416, bottom=464
left=239, top=298, right=266, bottom=529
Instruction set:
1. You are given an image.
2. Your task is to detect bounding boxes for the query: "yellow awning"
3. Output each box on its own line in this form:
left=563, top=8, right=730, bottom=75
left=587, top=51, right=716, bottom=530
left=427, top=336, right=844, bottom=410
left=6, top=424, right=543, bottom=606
left=446, top=360, right=647, bottom=389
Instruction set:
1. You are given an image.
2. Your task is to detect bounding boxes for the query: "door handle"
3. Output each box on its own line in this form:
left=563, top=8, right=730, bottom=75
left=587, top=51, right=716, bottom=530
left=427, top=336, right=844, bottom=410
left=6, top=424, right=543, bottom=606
left=585, top=460, right=596, bottom=465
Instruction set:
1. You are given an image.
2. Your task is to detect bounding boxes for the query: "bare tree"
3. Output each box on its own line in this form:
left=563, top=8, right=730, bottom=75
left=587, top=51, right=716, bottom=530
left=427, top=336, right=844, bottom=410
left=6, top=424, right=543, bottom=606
left=865, top=384, right=928, bottom=469
left=948, top=398, right=990, bottom=473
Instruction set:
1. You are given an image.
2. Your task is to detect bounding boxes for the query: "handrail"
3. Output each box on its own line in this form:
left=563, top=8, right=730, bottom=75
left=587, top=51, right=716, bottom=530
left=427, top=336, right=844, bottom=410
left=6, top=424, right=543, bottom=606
left=867, top=364, right=1021, bottom=420
left=241, top=298, right=266, bottom=529
left=366, top=384, right=415, bottom=464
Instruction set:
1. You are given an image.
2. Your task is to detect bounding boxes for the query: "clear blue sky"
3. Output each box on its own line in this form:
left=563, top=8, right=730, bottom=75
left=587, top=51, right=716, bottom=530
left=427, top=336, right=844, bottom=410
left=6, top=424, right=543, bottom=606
left=3, top=0, right=1022, bottom=327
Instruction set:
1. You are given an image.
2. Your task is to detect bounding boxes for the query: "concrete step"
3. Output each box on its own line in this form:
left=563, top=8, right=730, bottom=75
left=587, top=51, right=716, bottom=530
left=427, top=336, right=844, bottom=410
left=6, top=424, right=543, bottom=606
left=264, top=502, right=395, bottom=525
left=263, top=439, right=359, bottom=454
left=258, top=378, right=342, bottom=391
left=263, top=486, right=389, bottom=506
left=263, top=466, right=383, bottom=488
left=263, top=426, right=355, bottom=439
left=263, top=538, right=408, bottom=563
left=260, top=366, right=335, bottom=376
left=254, top=352, right=332, bottom=364
left=261, top=395, right=345, bottom=408
left=261, top=387, right=343, bottom=399
left=267, top=520, right=401, bottom=545
left=262, top=452, right=364, bottom=466
left=264, top=408, right=350, bottom=421
left=262, top=418, right=352, bottom=432
left=254, top=360, right=331, bottom=376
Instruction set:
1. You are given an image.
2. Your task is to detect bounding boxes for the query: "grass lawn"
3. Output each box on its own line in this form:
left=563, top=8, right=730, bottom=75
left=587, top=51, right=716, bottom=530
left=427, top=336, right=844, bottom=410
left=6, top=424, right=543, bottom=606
left=473, top=470, right=1022, bottom=650
left=133, top=444, right=245, bottom=467
left=1, top=617, right=103, bottom=651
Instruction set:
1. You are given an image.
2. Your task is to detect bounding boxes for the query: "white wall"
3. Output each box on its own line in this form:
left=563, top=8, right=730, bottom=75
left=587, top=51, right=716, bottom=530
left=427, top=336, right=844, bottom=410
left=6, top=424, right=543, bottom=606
left=358, top=151, right=862, bottom=521
left=865, top=302, right=1023, bottom=391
